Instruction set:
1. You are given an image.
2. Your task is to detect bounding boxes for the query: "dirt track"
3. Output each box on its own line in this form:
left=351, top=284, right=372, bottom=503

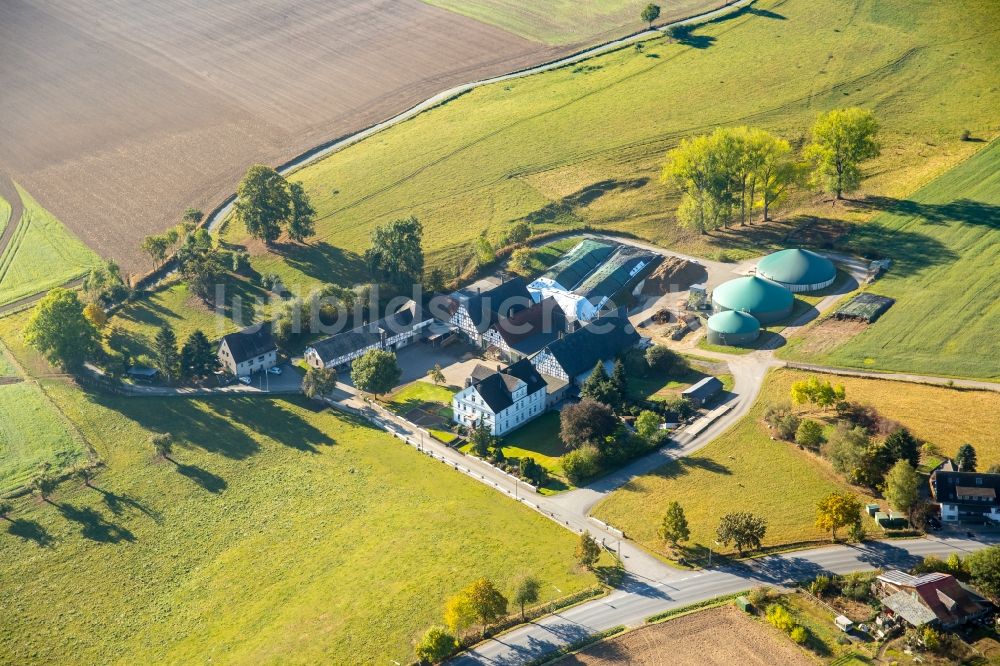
left=560, top=606, right=813, bottom=666
left=0, top=0, right=565, bottom=273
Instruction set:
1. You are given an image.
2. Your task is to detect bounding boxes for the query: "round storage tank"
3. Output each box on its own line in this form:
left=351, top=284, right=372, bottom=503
left=707, top=310, right=760, bottom=346
left=711, top=276, right=794, bottom=325
left=755, top=248, right=836, bottom=293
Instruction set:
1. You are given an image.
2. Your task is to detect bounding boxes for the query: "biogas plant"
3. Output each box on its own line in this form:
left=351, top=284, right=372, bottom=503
left=707, top=248, right=837, bottom=345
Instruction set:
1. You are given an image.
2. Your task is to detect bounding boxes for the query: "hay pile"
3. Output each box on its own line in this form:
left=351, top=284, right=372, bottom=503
left=641, top=257, right=708, bottom=295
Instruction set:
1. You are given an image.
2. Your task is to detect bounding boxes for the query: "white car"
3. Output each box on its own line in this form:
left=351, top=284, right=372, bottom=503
left=267, top=366, right=282, bottom=375
left=237, top=375, right=252, bottom=386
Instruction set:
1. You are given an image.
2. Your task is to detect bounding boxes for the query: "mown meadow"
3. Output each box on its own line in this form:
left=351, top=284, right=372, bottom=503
left=782, top=139, right=1000, bottom=378
left=0, top=185, right=100, bottom=306
left=0, top=314, right=595, bottom=664
left=593, top=368, right=1000, bottom=559
left=222, top=0, right=998, bottom=298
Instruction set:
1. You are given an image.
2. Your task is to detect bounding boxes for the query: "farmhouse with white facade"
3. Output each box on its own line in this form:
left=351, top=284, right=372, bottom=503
left=447, top=277, right=533, bottom=346
left=452, top=359, right=547, bottom=436
left=218, top=324, right=278, bottom=376
left=304, top=300, right=431, bottom=370
left=482, top=296, right=568, bottom=363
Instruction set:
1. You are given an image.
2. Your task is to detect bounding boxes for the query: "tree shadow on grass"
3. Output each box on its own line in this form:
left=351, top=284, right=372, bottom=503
left=748, top=6, right=787, bottom=20
left=56, top=503, right=135, bottom=543
left=847, top=196, right=1000, bottom=230
left=279, top=242, right=368, bottom=288
left=5, top=518, right=55, bottom=547
left=175, top=464, right=227, bottom=494
left=89, top=484, right=163, bottom=524
left=519, top=178, right=649, bottom=227
left=89, top=393, right=260, bottom=460
left=207, top=396, right=334, bottom=453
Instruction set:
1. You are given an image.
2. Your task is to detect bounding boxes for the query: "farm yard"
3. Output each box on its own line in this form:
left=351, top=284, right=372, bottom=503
left=422, top=0, right=728, bottom=45
left=781, top=139, right=1000, bottom=379
left=562, top=605, right=814, bottom=665
left=222, top=0, right=999, bottom=297
left=0, top=185, right=100, bottom=306
left=0, top=339, right=596, bottom=664
left=0, top=0, right=569, bottom=274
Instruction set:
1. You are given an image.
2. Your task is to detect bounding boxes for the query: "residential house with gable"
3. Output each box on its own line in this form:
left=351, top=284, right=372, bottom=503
left=482, top=296, right=568, bottom=363
left=447, top=277, right=533, bottom=346
left=217, top=324, right=278, bottom=376
left=451, top=358, right=547, bottom=436
left=304, top=300, right=431, bottom=370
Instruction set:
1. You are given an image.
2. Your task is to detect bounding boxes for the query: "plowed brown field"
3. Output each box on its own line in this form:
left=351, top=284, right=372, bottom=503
left=0, top=0, right=564, bottom=272
left=561, top=606, right=814, bottom=665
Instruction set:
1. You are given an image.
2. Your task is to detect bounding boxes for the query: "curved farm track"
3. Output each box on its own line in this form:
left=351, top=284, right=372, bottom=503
left=0, top=176, right=23, bottom=262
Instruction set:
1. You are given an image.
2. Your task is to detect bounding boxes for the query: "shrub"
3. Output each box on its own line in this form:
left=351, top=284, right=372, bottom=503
left=795, top=419, right=825, bottom=450
left=561, top=445, right=603, bottom=484
left=810, top=575, right=832, bottom=596
left=645, top=345, right=686, bottom=374
left=961, top=129, right=972, bottom=141
left=747, top=586, right=775, bottom=607
left=922, top=626, right=942, bottom=653
left=789, top=625, right=808, bottom=644
left=765, top=604, right=796, bottom=632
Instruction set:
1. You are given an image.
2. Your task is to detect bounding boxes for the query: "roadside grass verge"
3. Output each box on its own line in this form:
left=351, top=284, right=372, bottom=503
left=780, top=140, right=1000, bottom=379
left=221, top=0, right=999, bottom=297
left=0, top=185, right=101, bottom=306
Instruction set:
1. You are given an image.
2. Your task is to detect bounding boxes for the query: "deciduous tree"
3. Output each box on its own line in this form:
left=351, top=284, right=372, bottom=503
left=150, top=433, right=174, bottom=461
left=25, top=288, right=100, bottom=370
left=234, top=164, right=292, bottom=243
left=804, top=107, right=880, bottom=199
left=967, top=546, right=1000, bottom=600
left=287, top=181, right=316, bottom=243
left=560, top=399, right=617, bottom=449
left=636, top=410, right=662, bottom=440
left=429, top=363, right=445, bottom=386
left=415, top=627, right=456, bottom=664
left=575, top=532, right=601, bottom=570
left=659, top=501, right=690, bottom=547
left=795, top=419, right=825, bottom=450
left=303, top=366, right=338, bottom=399
left=883, top=460, right=920, bottom=514
left=350, top=349, right=401, bottom=397
left=465, top=577, right=508, bottom=632
left=815, top=492, right=862, bottom=542
left=365, top=216, right=424, bottom=289
left=141, top=234, right=170, bottom=268
left=443, top=591, right=476, bottom=635
left=640, top=3, right=661, bottom=27
left=790, top=376, right=845, bottom=409
left=512, top=574, right=541, bottom=621
left=716, top=512, right=767, bottom=555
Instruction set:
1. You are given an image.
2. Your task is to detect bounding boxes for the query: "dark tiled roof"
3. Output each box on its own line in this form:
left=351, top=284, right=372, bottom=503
left=220, top=323, right=276, bottom=363
left=573, top=245, right=661, bottom=306
left=490, top=297, right=567, bottom=356
left=309, top=301, right=428, bottom=364
left=932, top=471, right=1000, bottom=507
left=463, top=277, right=533, bottom=331
left=539, top=309, right=639, bottom=379
left=682, top=376, right=724, bottom=402
left=542, top=239, right=616, bottom=289
left=469, top=358, right=546, bottom=413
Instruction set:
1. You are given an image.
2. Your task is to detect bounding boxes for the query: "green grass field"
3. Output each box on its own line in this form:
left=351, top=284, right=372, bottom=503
left=593, top=368, right=877, bottom=557
left=0, top=340, right=89, bottom=493
left=0, top=335, right=596, bottom=663
left=781, top=140, right=1000, bottom=378
left=422, top=0, right=726, bottom=45
left=386, top=380, right=456, bottom=414
left=220, top=0, right=998, bottom=301
left=0, top=185, right=101, bottom=306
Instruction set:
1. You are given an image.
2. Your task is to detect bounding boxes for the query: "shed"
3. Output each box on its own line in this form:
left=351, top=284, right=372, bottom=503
left=874, top=511, right=889, bottom=527
left=866, top=503, right=880, bottom=517
left=736, top=596, right=753, bottom=613
left=127, top=366, right=159, bottom=382
left=682, top=376, right=723, bottom=407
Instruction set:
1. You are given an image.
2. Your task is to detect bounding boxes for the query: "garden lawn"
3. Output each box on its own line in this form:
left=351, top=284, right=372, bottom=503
left=496, top=411, right=567, bottom=474
left=593, top=368, right=878, bottom=558
left=386, top=380, right=456, bottom=414
left=782, top=139, right=1000, bottom=379
left=0, top=185, right=101, bottom=306
left=0, top=381, right=595, bottom=664
left=222, top=0, right=999, bottom=297
left=108, top=278, right=270, bottom=364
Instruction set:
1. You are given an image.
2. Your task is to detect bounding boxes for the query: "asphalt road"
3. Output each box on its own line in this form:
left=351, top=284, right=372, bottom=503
left=456, top=534, right=998, bottom=665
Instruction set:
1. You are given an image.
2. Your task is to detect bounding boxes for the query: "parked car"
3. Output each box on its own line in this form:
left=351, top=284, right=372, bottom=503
left=267, top=366, right=282, bottom=375
left=238, top=376, right=252, bottom=386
